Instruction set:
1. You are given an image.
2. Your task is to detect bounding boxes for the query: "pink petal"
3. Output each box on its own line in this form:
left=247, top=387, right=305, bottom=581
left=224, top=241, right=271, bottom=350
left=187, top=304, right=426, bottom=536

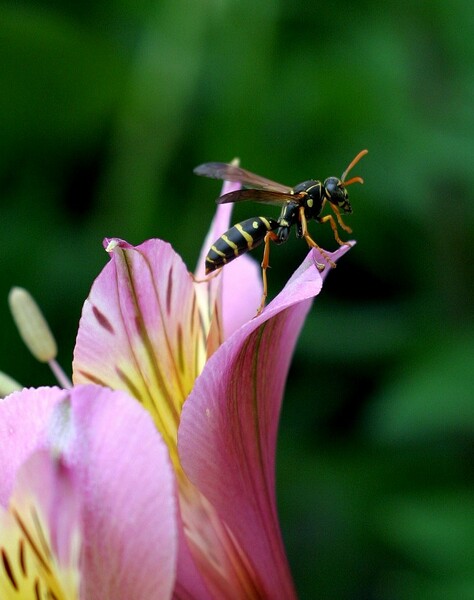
left=0, top=386, right=63, bottom=506
left=220, top=253, right=263, bottom=338
left=72, top=239, right=204, bottom=446
left=179, top=244, right=352, bottom=598
left=195, top=178, right=241, bottom=281
left=0, top=385, right=178, bottom=600
left=173, top=507, right=214, bottom=600
left=194, top=178, right=263, bottom=345
left=0, top=449, right=81, bottom=598
left=68, top=385, right=177, bottom=600
left=11, top=449, right=81, bottom=569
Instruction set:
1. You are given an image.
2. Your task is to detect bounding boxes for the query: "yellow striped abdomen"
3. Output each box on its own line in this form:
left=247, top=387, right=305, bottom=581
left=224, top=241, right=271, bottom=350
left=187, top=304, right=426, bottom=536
left=205, top=216, right=279, bottom=273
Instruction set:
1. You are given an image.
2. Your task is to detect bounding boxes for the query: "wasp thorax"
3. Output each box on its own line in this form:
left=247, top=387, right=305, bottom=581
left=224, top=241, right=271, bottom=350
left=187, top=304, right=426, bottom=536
left=324, top=177, right=352, bottom=214
left=293, top=179, right=319, bottom=194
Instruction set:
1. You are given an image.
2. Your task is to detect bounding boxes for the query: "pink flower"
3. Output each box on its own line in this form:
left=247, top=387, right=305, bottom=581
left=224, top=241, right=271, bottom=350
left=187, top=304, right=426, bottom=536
left=0, top=385, right=177, bottom=599
left=71, top=176, right=352, bottom=598
left=0, top=177, right=352, bottom=598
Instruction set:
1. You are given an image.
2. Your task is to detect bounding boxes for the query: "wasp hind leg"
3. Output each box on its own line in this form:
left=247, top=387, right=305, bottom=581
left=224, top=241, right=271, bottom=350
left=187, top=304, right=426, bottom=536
left=255, top=231, right=279, bottom=316
left=299, top=207, right=335, bottom=269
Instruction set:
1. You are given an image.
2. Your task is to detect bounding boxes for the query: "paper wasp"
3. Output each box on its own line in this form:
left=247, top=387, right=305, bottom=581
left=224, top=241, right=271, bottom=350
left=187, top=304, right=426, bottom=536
left=194, top=149, right=367, bottom=313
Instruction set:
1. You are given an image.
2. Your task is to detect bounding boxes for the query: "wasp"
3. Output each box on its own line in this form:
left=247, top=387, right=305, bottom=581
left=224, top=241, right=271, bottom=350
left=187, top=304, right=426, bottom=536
left=194, top=149, right=367, bottom=314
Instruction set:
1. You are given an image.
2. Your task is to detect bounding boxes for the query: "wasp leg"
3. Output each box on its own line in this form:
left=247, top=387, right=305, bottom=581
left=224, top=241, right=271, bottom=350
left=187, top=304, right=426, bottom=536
left=191, top=268, right=222, bottom=284
left=299, top=207, right=334, bottom=269
left=255, top=231, right=279, bottom=315
left=329, top=203, right=352, bottom=234
left=319, top=214, right=352, bottom=248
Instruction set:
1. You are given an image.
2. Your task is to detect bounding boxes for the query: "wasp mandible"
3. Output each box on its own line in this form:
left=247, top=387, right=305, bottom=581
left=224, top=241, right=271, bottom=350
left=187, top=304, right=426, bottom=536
left=194, top=149, right=368, bottom=314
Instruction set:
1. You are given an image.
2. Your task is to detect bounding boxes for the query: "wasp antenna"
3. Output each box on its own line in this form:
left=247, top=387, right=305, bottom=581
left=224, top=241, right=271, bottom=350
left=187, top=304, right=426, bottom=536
left=341, top=149, right=368, bottom=183
left=342, top=176, right=364, bottom=187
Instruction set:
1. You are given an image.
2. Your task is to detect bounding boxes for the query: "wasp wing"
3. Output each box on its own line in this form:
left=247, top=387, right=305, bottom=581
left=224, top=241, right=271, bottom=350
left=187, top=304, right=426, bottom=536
left=194, top=162, right=293, bottom=194
left=217, top=189, right=304, bottom=206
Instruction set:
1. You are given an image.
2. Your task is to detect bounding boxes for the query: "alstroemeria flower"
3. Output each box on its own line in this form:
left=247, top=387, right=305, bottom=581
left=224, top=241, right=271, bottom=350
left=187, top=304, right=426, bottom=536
left=72, top=176, right=353, bottom=598
left=0, top=385, right=177, bottom=599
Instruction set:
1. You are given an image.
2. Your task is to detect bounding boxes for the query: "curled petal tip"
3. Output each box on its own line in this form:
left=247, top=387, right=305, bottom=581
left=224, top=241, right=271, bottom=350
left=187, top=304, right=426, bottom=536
left=104, top=238, right=134, bottom=253
left=104, top=238, right=120, bottom=253
left=103, top=238, right=133, bottom=253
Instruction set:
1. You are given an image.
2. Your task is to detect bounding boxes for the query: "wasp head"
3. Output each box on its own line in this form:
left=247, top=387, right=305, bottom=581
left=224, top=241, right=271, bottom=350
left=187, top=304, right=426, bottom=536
left=324, top=177, right=352, bottom=214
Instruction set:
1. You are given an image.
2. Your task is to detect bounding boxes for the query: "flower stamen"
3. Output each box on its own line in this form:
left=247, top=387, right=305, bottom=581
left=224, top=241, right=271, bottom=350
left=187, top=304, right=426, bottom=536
left=8, top=287, right=72, bottom=389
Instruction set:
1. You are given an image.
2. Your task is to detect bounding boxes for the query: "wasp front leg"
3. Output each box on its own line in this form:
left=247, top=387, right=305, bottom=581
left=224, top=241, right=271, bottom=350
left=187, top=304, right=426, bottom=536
left=319, top=213, right=352, bottom=248
left=329, top=203, right=353, bottom=235
left=298, top=207, right=334, bottom=269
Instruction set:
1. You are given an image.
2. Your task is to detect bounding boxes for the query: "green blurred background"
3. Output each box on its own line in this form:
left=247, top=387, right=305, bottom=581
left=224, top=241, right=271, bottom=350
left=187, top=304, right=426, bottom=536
left=1, top=0, right=473, bottom=597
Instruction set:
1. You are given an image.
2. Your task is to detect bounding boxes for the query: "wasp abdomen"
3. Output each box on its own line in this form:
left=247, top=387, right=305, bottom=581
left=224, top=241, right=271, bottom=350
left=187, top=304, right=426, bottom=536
left=205, top=216, right=279, bottom=273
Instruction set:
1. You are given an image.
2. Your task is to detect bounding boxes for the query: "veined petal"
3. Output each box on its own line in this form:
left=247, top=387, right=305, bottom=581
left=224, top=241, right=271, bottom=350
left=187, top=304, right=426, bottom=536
left=0, top=385, right=178, bottom=600
left=0, top=386, right=63, bottom=506
left=220, top=254, right=263, bottom=339
left=0, top=450, right=80, bottom=600
left=194, top=176, right=263, bottom=350
left=195, top=252, right=263, bottom=356
left=179, top=244, right=353, bottom=599
left=72, top=239, right=205, bottom=463
left=195, top=177, right=240, bottom=282
left=68, top=385, right=177, bottom=600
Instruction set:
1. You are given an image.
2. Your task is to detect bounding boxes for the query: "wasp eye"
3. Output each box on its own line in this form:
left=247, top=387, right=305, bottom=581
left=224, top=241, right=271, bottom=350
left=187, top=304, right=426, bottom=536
left=324, top=177, right=339, bottom=197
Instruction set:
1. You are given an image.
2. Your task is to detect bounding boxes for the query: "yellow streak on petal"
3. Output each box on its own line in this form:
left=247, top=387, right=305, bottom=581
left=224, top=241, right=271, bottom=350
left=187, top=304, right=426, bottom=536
left=0, top=498, right=80, bottom=600
left=100, top=245, right=209, bottom=472
left=178, top=477, right=262, bottom=599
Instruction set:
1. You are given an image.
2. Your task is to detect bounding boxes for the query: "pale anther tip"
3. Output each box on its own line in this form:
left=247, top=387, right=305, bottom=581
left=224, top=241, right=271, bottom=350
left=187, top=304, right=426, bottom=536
left=105, top=239, right=120, bottom=253
left=0, top=371, right=23, bottom=398
left=8, top=286, right=57, bottom=363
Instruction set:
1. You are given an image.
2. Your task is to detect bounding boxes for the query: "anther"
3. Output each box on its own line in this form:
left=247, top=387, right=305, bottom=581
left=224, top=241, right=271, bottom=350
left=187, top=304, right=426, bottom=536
left=8, top=287, right=57, bottom=363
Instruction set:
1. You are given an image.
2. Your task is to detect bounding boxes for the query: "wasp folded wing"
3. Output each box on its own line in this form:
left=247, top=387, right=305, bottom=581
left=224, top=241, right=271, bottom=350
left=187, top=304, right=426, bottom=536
left=194, top=162, right=292, bottom=194
left=216, top=188, right=304, bottom=206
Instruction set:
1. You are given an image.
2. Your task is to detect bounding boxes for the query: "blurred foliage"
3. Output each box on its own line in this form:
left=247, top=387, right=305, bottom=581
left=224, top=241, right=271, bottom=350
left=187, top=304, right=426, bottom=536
left=1, top=0, right=473, bottom=597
